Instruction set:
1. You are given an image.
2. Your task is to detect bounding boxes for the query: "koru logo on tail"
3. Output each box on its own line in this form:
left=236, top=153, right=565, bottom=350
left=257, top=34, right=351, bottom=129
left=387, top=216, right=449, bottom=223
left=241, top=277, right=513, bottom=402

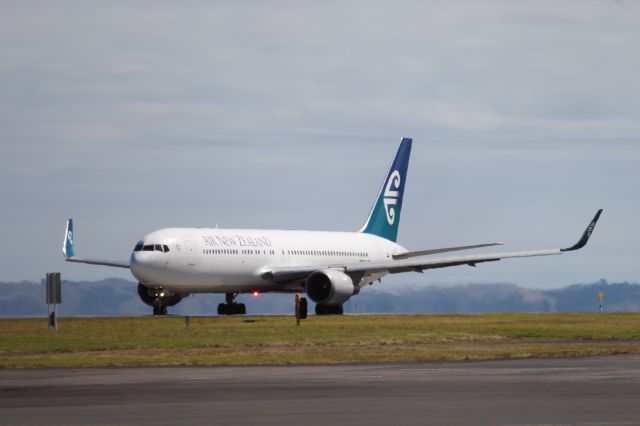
left=383, top=170, right=401, bottom=225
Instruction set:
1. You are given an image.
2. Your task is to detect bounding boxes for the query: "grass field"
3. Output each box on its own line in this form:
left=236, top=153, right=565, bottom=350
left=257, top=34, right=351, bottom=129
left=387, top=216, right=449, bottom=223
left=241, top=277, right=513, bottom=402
left=1, top=313, right=640, bottom=368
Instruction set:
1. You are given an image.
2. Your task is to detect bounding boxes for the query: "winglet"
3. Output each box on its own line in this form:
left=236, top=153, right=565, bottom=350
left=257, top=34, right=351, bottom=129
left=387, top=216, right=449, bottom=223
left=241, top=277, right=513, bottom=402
left=63, top=218, right=75, bottom=258
left=560, top=209, right=603, bottom=252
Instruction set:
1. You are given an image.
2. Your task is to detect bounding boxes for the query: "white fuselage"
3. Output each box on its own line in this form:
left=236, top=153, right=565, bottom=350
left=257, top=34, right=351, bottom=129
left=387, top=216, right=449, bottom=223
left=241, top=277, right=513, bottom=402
left=130, top=228, right=407, bottom=294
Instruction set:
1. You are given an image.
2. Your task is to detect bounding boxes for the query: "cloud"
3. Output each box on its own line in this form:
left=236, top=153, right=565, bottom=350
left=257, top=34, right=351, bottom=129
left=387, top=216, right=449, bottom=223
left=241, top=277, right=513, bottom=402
left=0, top=1, right=638, bottom=285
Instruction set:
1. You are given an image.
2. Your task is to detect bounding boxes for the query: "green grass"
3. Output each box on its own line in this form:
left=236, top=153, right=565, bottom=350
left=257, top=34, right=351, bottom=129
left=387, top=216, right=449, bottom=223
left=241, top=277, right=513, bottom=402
left=1, top=313, right=639, bottom=368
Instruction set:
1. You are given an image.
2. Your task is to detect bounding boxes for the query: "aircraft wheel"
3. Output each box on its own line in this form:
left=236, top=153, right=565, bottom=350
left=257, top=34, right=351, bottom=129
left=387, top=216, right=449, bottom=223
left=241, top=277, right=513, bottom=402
left=299, top=298, right=308, bottom=319
left=218, top=303, right=246, bottom=315
left=153, top=303, right=167, bottom=316
left=315, top=304, right=343, bottom=315
left=217, top=303, right=227, bottom=315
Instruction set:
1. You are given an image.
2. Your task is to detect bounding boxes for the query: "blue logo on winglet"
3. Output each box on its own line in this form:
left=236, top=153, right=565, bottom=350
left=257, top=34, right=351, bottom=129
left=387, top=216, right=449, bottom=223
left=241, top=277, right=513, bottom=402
left=64, top=219, right=75, bottom=257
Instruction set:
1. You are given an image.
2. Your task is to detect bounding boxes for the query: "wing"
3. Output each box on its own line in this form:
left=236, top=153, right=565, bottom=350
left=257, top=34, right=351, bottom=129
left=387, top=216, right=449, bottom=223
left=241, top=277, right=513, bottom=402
left=261, top=209, right=602, bottom=283
left=65, top=256, right=130, bottom=269
left=392, top=242, right=503, bottom=260
left=62, top=219, right=131, bottom=269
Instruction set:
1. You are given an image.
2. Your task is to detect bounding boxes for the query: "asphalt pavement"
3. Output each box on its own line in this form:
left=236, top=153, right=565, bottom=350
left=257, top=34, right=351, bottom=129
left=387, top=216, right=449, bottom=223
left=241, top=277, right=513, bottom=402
left=2, top=356, right=640, bottom=425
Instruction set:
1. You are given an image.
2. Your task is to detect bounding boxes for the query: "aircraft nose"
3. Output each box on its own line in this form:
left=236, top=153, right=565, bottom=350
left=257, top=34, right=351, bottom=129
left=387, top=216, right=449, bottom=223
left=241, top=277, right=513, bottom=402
left=130, top=251, right=156, bottom=282
left=130, top=251, right=144, bottom=281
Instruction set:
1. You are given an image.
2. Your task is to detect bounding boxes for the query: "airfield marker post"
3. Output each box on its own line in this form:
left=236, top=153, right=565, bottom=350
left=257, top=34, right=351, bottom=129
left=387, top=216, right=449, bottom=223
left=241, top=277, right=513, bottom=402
left=45, top=272, right=62, bottom=330
left=295, top=293, right=301, bottom=326
left=598, top=291, right=604, bottom=313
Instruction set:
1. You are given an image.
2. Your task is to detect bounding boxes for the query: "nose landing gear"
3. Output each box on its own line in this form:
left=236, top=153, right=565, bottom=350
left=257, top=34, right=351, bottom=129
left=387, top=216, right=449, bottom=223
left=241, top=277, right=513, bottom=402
left=217, top=292, right=246, bottom=315
left=152, top=301, right=168, bottom=316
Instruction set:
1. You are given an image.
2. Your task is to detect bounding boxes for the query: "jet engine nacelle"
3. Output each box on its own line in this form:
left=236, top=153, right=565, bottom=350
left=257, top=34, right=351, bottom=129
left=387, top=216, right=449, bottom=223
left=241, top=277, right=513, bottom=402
left=305, top=269, right=355, bottom=305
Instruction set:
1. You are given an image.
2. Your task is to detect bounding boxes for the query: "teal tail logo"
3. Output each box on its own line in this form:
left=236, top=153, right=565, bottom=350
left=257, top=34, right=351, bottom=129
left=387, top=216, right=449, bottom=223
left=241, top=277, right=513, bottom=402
left=63, top=218, right=75, bottom=257
left=360, top=137, right=412, bottom=242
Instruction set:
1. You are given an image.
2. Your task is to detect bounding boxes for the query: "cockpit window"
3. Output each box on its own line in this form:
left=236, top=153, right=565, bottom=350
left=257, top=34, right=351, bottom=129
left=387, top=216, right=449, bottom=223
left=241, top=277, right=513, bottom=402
left=137, top=243, right=169, bottom=253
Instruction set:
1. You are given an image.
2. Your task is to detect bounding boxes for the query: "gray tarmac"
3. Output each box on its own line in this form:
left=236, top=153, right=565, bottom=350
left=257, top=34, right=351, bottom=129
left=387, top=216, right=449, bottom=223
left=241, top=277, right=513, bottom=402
left=1, top=356, right=640, bottom=426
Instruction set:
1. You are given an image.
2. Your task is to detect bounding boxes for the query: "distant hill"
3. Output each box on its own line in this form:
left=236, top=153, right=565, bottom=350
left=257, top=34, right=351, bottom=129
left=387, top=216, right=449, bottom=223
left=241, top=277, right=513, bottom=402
left=347, top=280, right=640, bottom=314
left=0, top=278, right=637, bottom=316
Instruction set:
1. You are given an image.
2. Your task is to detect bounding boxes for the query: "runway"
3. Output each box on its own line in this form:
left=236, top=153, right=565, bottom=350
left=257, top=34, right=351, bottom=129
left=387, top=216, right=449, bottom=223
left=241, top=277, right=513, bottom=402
left=2, top=356, right=640, bottom=425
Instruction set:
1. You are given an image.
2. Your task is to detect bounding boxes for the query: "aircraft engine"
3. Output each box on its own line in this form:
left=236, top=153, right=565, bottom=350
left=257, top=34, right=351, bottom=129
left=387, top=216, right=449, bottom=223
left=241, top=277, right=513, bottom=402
left=137, top=283, right=184, bottom=308
left=305, top=269, right=355, bottom=305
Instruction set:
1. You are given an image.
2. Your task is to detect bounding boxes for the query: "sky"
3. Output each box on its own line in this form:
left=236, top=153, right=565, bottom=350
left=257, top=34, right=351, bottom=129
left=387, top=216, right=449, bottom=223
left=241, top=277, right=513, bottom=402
left=1, top=1, right=638, bottom=289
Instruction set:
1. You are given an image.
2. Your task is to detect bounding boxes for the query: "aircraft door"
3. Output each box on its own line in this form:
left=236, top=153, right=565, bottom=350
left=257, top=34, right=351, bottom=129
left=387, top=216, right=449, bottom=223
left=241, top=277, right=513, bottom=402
left=178, top=240, right=197, bottom=266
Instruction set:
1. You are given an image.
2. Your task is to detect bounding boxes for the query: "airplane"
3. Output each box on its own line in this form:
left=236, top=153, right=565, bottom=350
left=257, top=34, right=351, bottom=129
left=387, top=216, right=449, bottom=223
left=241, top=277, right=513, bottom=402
left=63, top=138, right=602, bottom=316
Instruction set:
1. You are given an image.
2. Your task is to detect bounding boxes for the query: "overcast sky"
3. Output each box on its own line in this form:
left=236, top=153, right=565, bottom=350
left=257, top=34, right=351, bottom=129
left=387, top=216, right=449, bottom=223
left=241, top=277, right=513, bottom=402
left=1, top=1, right=638, bottom=289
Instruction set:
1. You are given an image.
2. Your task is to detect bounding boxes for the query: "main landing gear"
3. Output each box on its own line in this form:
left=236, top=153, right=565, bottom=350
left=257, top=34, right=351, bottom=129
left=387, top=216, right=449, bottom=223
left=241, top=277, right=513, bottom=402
left=217, top=293, right=246, bottom=315
left=315, top=304, right=344, bottom=315
left=295, top=295, right=308, bottom=320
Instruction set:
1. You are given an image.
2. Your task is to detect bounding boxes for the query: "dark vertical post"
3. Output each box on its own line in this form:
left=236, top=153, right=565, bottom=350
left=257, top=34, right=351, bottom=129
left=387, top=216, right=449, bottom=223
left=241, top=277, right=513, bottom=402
left=46, top=273, right=62, bottom=330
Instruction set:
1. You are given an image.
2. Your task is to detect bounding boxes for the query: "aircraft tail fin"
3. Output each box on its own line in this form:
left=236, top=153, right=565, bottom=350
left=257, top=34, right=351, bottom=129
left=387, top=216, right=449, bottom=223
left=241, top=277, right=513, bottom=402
left=359, top=137, right=412, bottom=242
